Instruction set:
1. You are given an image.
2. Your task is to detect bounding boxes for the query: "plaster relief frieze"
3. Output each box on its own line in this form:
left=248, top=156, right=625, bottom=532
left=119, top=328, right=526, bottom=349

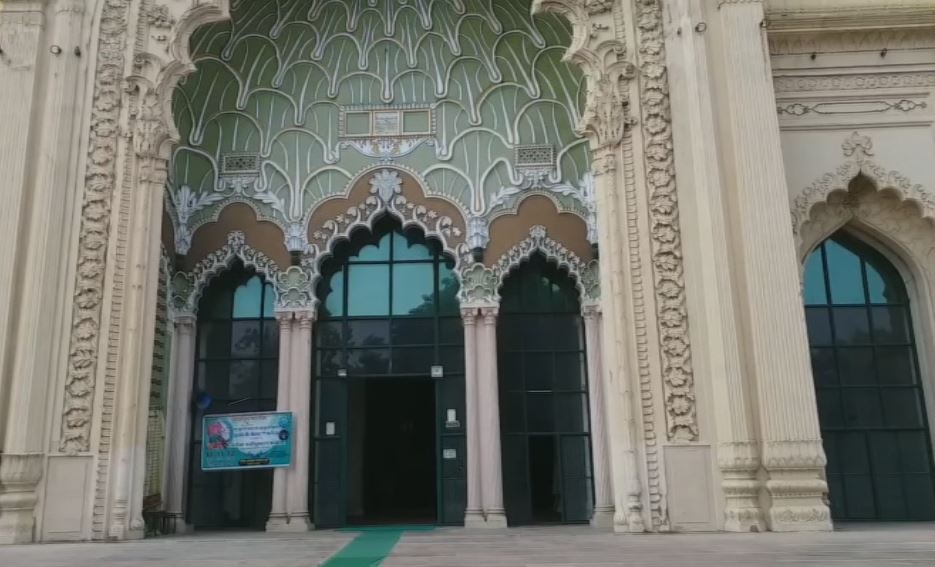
left=777, top=98, right=928, bottom=116
left=61, top=0, right=132, bottom=456
left=637, top=0, right=698, bottom=446
left=773, top=72, right=935, bottom=94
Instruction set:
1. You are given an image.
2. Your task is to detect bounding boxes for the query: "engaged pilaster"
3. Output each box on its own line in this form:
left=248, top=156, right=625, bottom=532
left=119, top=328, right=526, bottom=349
left=477, top=307, right=506, bottom=528
left=163, top=313, right=197, bottom=534
left=283, top=310, right=314, bottom=531
left=582, top=303, right=614, bottom=528
left=461, top=307, right=486, bottom=528
left=0, top=454, right=43, bottom=544
left=710, top=0, right=830, bottom=531
left=266, top=312, right=294, bottom=531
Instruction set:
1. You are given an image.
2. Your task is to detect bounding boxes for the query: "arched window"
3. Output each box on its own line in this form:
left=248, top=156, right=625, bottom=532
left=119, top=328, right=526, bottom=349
left=312, top=216, right=464, bottom=527
left=805, top=232, right=935, bottom=520
left=187, top=265, right=279, bottom=529
left=497, top=253, right=593, bottom=524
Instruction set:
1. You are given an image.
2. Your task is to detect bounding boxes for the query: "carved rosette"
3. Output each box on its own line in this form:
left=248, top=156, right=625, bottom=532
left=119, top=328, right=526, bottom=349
left=458, top=263, right=499, bottom=305
left=636, top=0, right=697, bottom=444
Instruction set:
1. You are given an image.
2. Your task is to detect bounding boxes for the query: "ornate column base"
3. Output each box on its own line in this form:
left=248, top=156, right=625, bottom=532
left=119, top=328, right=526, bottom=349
left=266, top=515, right=313, bottom=532
left=107, top=517, right=145, bottom=541
left=463, top=509, right=486, bottom=528
left=590, top=506, right=614, bottom=528
left=763, top=441, right=832, bottom=532
left=483, top=511, right=507, bottom=528
left=164, top=513, right=192, bottom=534
left=613, top=507, right=646, bottom=534
left=0, top=453, right=43, bottom=544
left=719, top=442, right=765, bottom=533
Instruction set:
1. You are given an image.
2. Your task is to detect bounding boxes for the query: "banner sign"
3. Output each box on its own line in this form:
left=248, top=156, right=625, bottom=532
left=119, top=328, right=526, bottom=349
left=202, top=411, right=293, bottom=471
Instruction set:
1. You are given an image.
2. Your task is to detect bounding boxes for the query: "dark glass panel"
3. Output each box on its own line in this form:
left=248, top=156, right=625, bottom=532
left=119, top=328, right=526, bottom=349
left=523, top=352, right=552, bottom=391
left=805, top=308, right=833, bottom=346
left=393, top=263, right=435, bottom=315
left=391, top=318, right=435, bottom=345
left=898, top=431, right=932, bottom=473
left=561, top=435, right=592, bottom=478
left=552, top=316, right=583, bottom=350
left=843, top=475, right=876, bottom=519
left=346, top=320, right=389, bottom=347
left=228, top=359, right=260, bottom=400
left=832, top=307, right=871, bottom=345
left=260, top=360, right=278, bottom=400
left=438, top=261, right=460, bottom=316
left=836, top=346, right=875, bottom=385
left=198, top=321, right=230, bottom=358
left=843, top=389, right=883, bottom=427
left=439, top=346, right=464, bottom=374
left=825, top=240, right=865, bottom=305
left=262, top=282, right=275, bottom=317
left=827, top=474, right=846, bottom=518
left=392, top=231, right=433, bottom=260
left=261, top=320, right=279, bottom=357
left=555, top=394, right=588, bottom=433
left=875, top=346, right=916, bottom=385
left=865, top=255, right=907, bottom=305
left=839, top=432, right=870, bottom=473
left=562, top=476, right=593, bottom=523
left=391, top=347, right=434, bottom=374
left=316, top=321, right=344, bottom=348
left=500, top=352, right=523, bottom=392
left=554, top=352, right=586, bottom=391
left=810, top=347, right=837, bottom=386
left=873, top=475, right=906, bottom=520
left=504, top=392, right=525, bottom=433
left=347, top=265, right=390, bottom=316
left=347, top=348, right=390, bottom=375
left=525, top=315, right=554, bottom=350
left=871, top=306, right=911, bottom=344
left=203, top=287, right=233, bottom=318
left=868, top=431, right=901, bottom=475
left=804, top=248, right=829, bottom=305
left=881, top=389, right=924, bottom=428
left=316, top=349, right=342, bottom=377
left=230, top=320, right=262, bottom=358
left=498, top=316, right=524, bottom=350
left=823, top=433, right=840, bottom=474
left=816, top=390, right=843, bottom=428
left=438, top=318, right=463, bottom=345
left=903, top=475, right=935, bottom=520
left=233, top=276, right=263, bottom=319
left=323, top=270, right=345, bottom=318
left=198, top=360, right=229, bottom=399
left=526, top=393, right=555, bottom=433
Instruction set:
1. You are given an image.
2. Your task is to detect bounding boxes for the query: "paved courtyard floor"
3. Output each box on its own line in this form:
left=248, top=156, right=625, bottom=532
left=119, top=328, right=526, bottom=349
left=1, top=524, right=934, bottom=566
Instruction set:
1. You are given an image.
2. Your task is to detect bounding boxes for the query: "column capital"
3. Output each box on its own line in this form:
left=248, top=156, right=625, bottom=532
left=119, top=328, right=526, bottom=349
left=275, top=311, right=293, bottom=325
left=172, top=311, right=197, bottom=329
left=581, top=301, right=602, bottom=319
left=294, top=310, right=316, bottom=328
left=479, top=305, right=498, bottom=324
left=460, top=307, right=477, bottom=324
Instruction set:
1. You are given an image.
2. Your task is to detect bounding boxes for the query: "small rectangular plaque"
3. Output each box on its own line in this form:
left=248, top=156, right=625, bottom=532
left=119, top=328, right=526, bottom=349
left=373, top=111, right=400, bottom=136
left=443, top=449, right=457, bottom=460
left=325, top=422, right=336, bottom=436
left=431, top=365, right=444, bottom=378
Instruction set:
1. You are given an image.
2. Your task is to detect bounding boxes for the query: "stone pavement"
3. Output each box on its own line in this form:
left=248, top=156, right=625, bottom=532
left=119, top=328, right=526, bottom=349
left=1, top=524, right=935, bottom=566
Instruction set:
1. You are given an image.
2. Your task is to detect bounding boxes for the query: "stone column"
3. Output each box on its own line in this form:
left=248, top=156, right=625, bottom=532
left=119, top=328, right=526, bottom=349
left=163, top=314, right=197, bottom=533
left=284, top=311, right=313, bottom=531
left=461, top=307, right=485, bottom=527
left=664, top=0, right=762, bottom=531
left=477, top=307, right=506, bottom=527
left=582, top=303, right=614, bottom=527
left=709, top=0, right=830, bottom=531
left=266, top=312, right=293, bottom=531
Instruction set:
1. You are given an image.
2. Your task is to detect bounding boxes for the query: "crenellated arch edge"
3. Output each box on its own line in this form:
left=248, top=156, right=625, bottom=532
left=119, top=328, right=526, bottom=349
left=170, top=231, right=316, bottom=316
left=792, top=131, right=934, bottom=257
left=303, top=166, right=470, bottom=294
left=461, top=225, right=600, bottom=306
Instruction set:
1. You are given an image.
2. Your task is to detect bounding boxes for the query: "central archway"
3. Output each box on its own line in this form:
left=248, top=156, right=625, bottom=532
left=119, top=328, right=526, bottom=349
left=312, top=216, right=464, bottom=527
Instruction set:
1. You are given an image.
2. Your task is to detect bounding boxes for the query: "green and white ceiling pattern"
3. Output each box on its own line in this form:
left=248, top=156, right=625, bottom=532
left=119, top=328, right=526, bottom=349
left=170, top=0, right=594, bottom=255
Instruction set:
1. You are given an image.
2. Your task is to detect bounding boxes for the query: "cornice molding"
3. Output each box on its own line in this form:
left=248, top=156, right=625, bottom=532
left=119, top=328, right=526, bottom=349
left=765, top=1, right=935, bottom=33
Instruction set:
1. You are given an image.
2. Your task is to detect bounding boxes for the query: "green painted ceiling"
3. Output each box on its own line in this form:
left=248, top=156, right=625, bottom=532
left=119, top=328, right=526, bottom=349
left=170, top=0, right=591, bottom=253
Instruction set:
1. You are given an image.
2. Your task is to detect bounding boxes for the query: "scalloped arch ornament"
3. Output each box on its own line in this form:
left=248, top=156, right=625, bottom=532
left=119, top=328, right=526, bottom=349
left=792, top=131, right=933, bottom=248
